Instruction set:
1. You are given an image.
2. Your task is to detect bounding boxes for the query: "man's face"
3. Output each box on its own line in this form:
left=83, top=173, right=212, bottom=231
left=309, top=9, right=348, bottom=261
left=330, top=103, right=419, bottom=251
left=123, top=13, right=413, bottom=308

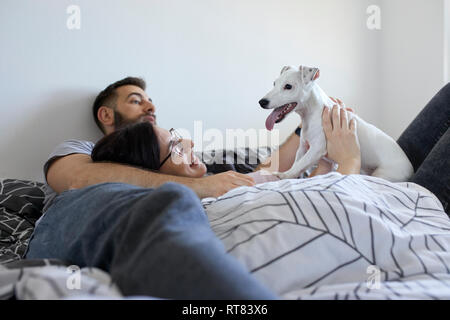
left=113, top=85, right=157, bottom=130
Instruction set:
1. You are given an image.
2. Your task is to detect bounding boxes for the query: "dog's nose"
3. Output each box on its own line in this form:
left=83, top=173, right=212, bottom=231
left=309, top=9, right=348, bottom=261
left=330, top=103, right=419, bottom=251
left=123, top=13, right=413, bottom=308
left=259, top=99, right=270, bottom=109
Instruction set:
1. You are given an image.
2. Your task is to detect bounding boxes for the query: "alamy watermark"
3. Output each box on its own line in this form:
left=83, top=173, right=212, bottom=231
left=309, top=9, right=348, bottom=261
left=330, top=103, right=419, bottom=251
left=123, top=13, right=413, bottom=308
left=66, top=265, right=81, bottom=290
left=366, top=265, right=381, bottom=290
left=66, top=5, right=381, bottom=31
left=167, top=121, right=281, bottom=172
left=366, top=5, right=381, bottom=30
left=66, top=5, right=81, bottom=30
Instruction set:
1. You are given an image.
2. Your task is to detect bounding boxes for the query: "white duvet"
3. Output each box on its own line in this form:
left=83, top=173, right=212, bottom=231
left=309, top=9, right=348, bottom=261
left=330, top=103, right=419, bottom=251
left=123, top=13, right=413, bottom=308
left=202, top=172, right=450, bottom=299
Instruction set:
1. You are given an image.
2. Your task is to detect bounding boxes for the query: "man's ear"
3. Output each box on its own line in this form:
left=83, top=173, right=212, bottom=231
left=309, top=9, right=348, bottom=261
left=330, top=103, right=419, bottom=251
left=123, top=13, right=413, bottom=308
left=299, top=65, right=320, bottom=84
left=97, top=106, right=115, bottom=127
left=280, top=66, right=293, bottom=75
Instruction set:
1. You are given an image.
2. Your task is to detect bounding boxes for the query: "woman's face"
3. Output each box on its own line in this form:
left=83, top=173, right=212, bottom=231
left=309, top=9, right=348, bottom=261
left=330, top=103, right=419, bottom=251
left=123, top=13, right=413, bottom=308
left=154, top=126, right=207, bottom=178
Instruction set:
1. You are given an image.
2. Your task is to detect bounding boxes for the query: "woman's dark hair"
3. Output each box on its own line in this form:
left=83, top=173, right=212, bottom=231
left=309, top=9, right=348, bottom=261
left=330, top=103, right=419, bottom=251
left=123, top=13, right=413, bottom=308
left=91, top=121, right=161, bottom=171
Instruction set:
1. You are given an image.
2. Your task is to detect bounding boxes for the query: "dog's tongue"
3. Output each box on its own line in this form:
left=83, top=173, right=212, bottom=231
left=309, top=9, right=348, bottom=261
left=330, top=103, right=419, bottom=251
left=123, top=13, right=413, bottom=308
left=265, top=108, right=283, bottom=131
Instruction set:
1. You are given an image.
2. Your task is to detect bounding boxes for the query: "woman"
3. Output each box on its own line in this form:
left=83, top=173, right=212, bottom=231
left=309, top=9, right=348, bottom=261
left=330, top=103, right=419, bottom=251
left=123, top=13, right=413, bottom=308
left=90, top=94, right=450, bottom=299
left=91, top=121, right=208, bottom=179
left=91, top=105, right=362, bottom=183
left=92, top=85, right=449, bottom=215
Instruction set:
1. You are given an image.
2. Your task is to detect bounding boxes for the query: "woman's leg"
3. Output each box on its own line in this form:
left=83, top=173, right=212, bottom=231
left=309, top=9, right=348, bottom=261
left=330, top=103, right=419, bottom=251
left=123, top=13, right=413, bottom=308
left=397, top=83, right=450, bottom=214
left=409, top=129, right=449, bottom=214
left=26, top=182, right=277, bottom=299
left=397, top=83, right=450, bottom=170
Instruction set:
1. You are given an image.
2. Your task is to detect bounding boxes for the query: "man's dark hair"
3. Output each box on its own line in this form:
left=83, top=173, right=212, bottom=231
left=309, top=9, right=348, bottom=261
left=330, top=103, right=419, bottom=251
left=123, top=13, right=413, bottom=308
left=91, top=121, right=161, bottom=171
left=92, top=77, right=146, bottom=133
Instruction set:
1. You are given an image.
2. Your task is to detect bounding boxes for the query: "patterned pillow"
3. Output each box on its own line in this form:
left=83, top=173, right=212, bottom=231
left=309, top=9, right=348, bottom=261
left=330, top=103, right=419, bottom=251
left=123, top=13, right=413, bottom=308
left=199, top=147, right=272, bottom=174
left=0, top=179, right=45, bottom=264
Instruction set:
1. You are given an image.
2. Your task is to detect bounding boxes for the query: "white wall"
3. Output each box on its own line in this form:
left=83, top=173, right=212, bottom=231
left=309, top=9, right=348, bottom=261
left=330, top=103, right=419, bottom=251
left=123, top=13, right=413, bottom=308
left=379, top=0, right=446, bottom=139
left=445, top=0, right=450, bottom=83
left=0, top=0, right=381, bottom=182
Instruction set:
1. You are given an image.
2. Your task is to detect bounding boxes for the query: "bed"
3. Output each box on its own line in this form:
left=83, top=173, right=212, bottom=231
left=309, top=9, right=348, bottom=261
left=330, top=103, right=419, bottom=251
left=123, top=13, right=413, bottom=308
left=0, top=178, right=124, bottom=299
left=1, top=147, right=449, bottom=300
left=203, top=172, right=450, bottom=299
left=0, top=147, right=270, bottom=299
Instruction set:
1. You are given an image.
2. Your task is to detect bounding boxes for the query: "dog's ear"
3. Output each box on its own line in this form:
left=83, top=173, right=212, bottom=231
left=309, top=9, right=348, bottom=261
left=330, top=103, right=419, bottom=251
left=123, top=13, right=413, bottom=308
left=280, top=66, right=293, bottom=75
left=299, top=65, right=320, bottom=84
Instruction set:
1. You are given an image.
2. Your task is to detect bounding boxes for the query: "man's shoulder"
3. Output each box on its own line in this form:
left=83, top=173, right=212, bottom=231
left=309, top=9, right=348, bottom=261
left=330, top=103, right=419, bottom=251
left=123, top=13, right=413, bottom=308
left=44, top=139, right=96, bottom=177
left=55, top=139, right=96, bottom=148
left=51, top=139, right=96, bottom=156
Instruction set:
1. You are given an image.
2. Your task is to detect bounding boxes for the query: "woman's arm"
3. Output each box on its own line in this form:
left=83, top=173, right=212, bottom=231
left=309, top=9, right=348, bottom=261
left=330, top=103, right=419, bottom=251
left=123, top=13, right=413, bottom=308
left=322, top=105, right=361, bottom=175
left=255, top=130, right=300, bottom=173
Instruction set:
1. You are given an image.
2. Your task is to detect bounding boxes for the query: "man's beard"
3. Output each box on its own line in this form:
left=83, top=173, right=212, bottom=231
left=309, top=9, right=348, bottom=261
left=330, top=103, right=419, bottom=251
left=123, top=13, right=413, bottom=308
left=114, top=111, right=156, bottom=129
left=114, top=111, right=133, bottom=129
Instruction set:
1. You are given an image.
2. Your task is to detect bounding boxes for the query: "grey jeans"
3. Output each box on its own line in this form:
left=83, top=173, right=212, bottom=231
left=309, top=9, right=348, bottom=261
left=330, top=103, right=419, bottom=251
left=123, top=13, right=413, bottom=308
left=26, top=182, right=277, bottom=299
left=397, top=83, right=450, bottom=215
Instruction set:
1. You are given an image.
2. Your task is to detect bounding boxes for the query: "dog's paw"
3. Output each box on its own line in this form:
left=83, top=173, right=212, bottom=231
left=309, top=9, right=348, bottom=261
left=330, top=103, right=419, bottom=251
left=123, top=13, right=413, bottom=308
left=273, top=171, right=290, bottom=180
left=274, top=169, right=305, bottom=180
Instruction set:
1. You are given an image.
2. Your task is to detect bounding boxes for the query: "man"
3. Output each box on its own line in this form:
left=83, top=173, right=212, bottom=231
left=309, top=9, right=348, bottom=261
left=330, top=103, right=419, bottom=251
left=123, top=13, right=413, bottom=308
left=46, top=77, right=256, bottom=200
left=26, top=77, right=280, bottom=299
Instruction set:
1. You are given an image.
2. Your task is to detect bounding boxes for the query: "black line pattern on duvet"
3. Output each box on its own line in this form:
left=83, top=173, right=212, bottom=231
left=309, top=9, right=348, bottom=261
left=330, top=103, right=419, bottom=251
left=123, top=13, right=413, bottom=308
left=204, top=175, right=450, bottom=298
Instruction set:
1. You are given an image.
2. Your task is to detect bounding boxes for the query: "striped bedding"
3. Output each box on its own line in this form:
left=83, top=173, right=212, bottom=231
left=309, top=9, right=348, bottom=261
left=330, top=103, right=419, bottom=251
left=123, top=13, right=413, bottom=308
left=202, top=172, right=450, bottom=299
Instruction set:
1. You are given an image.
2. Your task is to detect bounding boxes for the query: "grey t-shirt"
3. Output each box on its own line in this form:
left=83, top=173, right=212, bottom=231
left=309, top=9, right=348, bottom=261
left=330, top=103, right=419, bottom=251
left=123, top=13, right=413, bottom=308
left=42, top=139, right=95, bottom=213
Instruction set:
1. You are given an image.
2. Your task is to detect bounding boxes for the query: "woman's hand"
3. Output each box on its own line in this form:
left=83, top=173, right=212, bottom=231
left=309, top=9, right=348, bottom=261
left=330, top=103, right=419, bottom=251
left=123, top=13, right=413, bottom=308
left=196, top=171, right=255, bottom=198
left=322, top=105, right=361, bottom=175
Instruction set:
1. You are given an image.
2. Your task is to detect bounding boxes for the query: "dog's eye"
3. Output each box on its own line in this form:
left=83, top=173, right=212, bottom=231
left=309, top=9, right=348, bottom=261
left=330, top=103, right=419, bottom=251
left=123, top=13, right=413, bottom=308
left=284, top=84, right=292, bottom=90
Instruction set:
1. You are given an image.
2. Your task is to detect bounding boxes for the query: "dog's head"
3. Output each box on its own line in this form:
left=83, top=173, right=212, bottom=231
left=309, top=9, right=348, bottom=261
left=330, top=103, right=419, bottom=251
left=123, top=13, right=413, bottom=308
left=259, top=65, right=320, bottom=131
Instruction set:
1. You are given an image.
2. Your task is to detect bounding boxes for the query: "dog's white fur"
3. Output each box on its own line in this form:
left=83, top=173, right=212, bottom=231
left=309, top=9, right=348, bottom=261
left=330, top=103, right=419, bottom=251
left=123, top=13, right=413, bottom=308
left=260, top=65, right=413, bottom=182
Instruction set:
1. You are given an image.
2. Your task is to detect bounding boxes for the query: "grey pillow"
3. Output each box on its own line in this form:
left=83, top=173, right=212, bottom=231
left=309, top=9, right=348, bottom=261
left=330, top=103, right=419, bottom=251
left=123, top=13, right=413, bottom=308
left=199, top=147, right=272, bottom=175
left=0, top=179, right=45, bottom=264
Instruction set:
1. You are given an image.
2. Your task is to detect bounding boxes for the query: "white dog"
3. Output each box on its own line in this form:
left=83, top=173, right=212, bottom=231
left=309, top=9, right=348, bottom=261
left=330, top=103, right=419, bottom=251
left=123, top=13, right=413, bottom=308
left=259, top=65, right=413, bottom=182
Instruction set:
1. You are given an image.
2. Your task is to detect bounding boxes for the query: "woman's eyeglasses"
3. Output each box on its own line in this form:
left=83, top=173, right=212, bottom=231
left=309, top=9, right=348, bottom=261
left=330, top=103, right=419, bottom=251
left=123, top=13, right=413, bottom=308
left=160, top=128, right=183, bottom=168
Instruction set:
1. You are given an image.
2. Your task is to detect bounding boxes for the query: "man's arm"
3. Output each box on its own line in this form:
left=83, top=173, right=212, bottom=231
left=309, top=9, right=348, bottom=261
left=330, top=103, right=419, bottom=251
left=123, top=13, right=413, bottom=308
left=47, top=154, right=254, bottom=199
left=255, top=128, right=300, bottom=173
